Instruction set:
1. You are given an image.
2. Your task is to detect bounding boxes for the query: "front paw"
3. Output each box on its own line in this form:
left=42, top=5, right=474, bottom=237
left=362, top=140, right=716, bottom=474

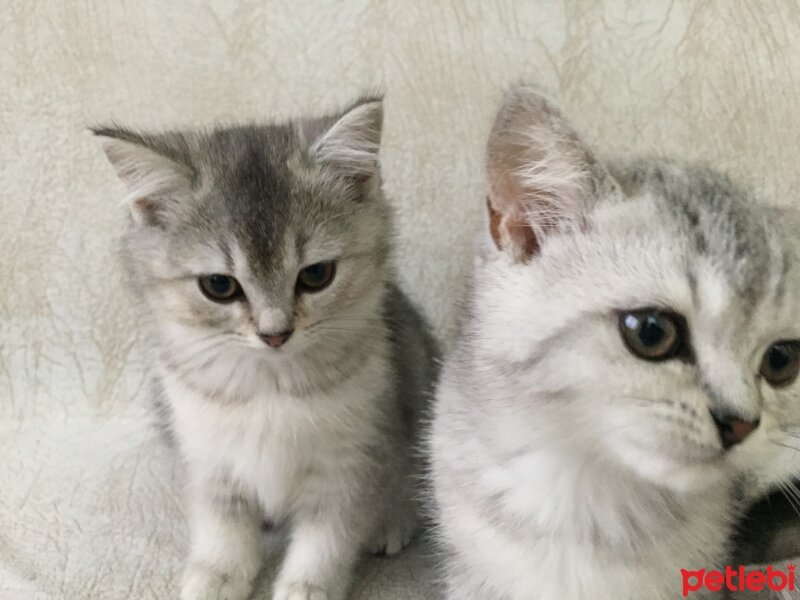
left=180, top=561, right=255, bottom=600
left=272, top=580, right=329, bottom=600
left=367, top=509, right=417, bottom=556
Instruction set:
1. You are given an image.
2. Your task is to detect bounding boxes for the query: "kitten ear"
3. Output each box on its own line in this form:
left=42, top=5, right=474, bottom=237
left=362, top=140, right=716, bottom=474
left=92, top=127, right=193, bottom=226
left=303, top=98, right=383, bottom=181
left=486, top=86, right=599, bottom=262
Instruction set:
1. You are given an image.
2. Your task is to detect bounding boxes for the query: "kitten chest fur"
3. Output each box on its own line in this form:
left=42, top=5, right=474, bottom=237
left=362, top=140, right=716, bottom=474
left=164, top=340, right=392, bottom=520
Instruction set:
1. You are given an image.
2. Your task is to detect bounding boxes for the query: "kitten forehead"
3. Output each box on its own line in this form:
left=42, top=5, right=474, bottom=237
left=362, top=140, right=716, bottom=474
left=613, top=160, right=782, bottom=308
left=171, top=123, right=363, bottom=282
left=692, top=260, right=730, bottom=319
left=180, top=243, right=231, bottom=276
left=197, top=125, right=298, bottom=275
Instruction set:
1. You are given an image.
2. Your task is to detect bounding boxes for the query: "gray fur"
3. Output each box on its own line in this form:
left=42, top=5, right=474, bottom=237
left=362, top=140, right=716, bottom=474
left=94, top=97, right=438, bottom=600
left=611, top=159, right=776, bottom=306
left=431, top=86, right=800, bottom=600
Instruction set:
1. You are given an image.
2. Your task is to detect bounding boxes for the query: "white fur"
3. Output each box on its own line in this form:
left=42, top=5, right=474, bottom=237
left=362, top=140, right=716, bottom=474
left=167, top=339, right=393, bottom=600
left=158, top=257, right=418, bottom=600
left=432, top=217, right=796, bottom=599
left=431, top=87, right=800, bottom=600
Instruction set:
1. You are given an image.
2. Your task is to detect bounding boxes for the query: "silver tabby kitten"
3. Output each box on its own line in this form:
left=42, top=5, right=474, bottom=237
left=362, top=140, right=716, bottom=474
left=94, top=97, right=437, bottom=600
left=431, top=86, right=800, bottom=599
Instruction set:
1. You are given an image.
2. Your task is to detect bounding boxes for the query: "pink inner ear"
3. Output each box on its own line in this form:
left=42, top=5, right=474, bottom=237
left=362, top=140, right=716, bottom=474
left=508, top=210, right=540, bottom=259
left=132, top=196, right=164, bottom=226
left=487, top=198, right=540, bottom=260
left=487, top=172, right=542, bottom=262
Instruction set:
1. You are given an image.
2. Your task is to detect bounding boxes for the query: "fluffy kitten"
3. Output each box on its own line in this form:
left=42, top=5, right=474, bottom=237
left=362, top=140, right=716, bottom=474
left=430, top=86, right=800, bottom=600
left=94, top=97, right=437, bottom=600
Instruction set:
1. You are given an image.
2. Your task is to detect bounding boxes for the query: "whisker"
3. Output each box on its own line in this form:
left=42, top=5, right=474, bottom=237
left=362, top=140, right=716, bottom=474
left=167, top=335, right=240, bottom=371
left=771, top=440, right=800, bottom=454
left=778, top=482, right=800, bottom=518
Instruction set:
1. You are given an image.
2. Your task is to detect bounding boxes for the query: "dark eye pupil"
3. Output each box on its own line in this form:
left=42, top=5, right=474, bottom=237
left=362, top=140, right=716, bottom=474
left=638, top=317, right=666, bottom=347
left=210, top=276, right=231, bottom=294
left=768, top=346, right=792, bottom=372
left=303, top=264, right=326, bottom=282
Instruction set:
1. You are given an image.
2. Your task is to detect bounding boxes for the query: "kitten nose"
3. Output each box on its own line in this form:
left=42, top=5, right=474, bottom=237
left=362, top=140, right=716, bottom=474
left=710, top=410, right=759, bottom=449
left=259, top=329, right=293, bottom=348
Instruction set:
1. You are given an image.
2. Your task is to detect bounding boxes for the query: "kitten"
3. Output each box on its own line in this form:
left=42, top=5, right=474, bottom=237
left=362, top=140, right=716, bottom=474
left=430, top=86, right=800, bottom=600
left=94, top=97, right=438, bottom=600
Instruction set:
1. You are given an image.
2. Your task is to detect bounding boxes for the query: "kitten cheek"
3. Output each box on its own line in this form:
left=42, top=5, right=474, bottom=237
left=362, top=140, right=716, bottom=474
left=233, top=322, right=254, bottom=335
left=153, top=287, right=209, bottom=326
left=292, top=294, right=318, bottom=324
left=235, top=322, right=261, bottom=345
left=227, top=307, right=257, bottom=337
left=293, top=313, right=313, bottom=331
left=165, top=288, right=243, bottom=331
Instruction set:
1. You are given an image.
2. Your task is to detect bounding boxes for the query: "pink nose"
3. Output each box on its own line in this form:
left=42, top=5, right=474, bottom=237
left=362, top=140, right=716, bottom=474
left=711, top=411, right=759, bottom=449
left=259, top=330, right=293, bottom=348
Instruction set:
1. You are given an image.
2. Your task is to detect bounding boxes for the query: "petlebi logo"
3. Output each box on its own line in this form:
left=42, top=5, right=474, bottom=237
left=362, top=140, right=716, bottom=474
left=681, top=565, right=796, bottom=596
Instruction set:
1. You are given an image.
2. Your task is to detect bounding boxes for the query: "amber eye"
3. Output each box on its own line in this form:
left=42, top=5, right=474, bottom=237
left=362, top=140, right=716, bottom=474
left=198, top=274, right=242, bottom=303
left=619, top=310, right=684, bottom=361
left=760, top=341, right=800, bottom=387
left=297, top=262, right=336, bottom=293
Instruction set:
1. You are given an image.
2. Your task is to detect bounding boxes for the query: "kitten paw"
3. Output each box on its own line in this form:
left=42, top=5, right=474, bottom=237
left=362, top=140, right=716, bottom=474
left=272, top=580, right=329, bottom=600
left=180, top=561, right=255, bottom=600
left=367, top=509, right=417, bottom=556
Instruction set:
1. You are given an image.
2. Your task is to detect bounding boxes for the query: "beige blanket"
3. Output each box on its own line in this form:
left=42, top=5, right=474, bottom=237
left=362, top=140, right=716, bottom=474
left=3, top=2, right=800, bottom=598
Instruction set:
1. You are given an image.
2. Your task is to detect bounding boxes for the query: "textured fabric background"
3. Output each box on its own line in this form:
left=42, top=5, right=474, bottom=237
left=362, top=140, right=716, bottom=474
left=3, top=1, right=800, bottom=598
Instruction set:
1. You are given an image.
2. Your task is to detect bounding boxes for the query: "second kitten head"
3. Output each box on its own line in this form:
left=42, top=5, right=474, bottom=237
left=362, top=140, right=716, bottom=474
left=475, top=86, right=800, bottom=493
left=96, top=98, right=390, bottom=386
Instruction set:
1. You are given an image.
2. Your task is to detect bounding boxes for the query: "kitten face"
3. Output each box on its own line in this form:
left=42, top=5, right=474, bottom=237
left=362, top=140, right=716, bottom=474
left=477, top=88, right=800, bottom=493
left=140, top=167, right=388, bottom=355
left=96, top=99, right=391, bottom=395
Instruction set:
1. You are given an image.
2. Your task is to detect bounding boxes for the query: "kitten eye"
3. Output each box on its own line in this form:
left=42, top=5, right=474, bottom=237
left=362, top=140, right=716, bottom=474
left=198, top=274, right=242, bottom=303
left=619, top=310, right=683, bottom=361
left=297, top=262, right=336, bottom=293
left=760, top=341, right=800, bottom=387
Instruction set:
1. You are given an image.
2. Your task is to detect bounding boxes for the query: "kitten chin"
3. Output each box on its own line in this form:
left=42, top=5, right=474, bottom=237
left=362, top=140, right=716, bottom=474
left=95, top=96, right=438, bottom=600
left=432, top=85, right=800, bottom=600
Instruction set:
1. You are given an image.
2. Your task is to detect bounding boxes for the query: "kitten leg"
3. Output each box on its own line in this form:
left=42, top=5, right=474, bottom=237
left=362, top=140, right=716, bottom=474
left=366, top=468, right=418, bottom=555
left=181, top=491, right=263, bottom=600
left=272, top=508, right=364, bottom=600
